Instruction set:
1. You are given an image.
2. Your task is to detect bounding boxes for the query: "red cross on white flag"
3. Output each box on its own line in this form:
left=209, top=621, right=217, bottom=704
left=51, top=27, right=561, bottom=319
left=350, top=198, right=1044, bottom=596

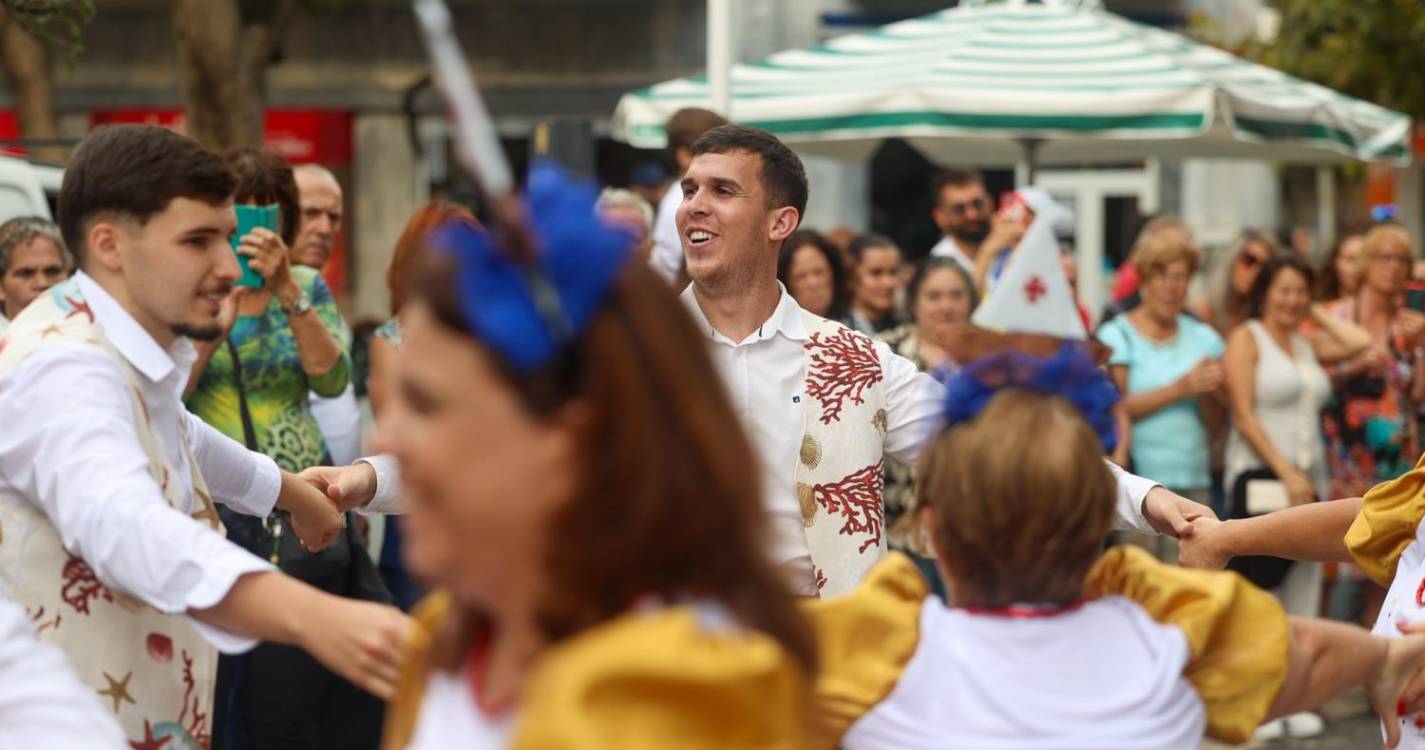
left=970, top=215, right=1087, bottom=340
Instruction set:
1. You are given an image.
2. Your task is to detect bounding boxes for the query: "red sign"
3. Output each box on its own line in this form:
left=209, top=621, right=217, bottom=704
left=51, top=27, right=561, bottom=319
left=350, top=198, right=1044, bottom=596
left=0, top=112, right=22, bottom=155
left=89, top=109, right=353, bottom=166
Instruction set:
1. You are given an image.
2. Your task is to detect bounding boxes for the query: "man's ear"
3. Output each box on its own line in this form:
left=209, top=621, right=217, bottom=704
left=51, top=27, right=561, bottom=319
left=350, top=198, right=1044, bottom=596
left=768, top=207, right=800, bottom=243
left=85, top=220, right=127, bottom=274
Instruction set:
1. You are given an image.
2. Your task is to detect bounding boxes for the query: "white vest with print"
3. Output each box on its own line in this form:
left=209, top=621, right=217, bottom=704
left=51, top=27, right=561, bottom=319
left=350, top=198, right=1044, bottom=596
left=794, top=311, right=889, bottom=597
left=0, top=279, right=223, bottom=747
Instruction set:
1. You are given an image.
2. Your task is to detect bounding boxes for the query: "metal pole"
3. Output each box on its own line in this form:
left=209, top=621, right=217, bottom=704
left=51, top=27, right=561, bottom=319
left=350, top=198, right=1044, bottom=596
left=1016, top=137, right=1043, bottom=186
left=708, top=0, right=733, bottom=118
left=1316, top=165, right=1336, bottom=258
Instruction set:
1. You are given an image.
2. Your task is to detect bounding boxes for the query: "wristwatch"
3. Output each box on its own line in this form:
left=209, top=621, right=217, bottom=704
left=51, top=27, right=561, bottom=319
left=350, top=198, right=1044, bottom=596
left=281, top=289, right=313, bottom=316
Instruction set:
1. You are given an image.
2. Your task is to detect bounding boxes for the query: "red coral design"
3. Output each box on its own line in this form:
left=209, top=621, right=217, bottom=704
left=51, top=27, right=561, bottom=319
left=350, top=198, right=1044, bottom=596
left=179, top=649, right=209, bottom=745
left=60, top=554, right=113, bottom=615
left=812, top=461, right=885, bottom=553
left=804, top=329, right=883, bottom=424
left=64, top=296, right=95, bottom=324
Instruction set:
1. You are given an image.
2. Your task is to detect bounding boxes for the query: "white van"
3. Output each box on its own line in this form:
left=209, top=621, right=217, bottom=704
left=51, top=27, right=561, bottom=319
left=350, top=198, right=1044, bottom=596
left=0, top=154, right=62, bottom=222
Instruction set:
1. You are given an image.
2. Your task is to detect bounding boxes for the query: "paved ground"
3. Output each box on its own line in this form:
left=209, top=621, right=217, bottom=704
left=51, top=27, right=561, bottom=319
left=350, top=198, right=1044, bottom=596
left=1201, top=690, right=1384, bottom=749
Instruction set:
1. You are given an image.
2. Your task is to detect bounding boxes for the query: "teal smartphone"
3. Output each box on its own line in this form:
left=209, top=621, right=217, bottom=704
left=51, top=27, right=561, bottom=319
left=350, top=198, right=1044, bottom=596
left=232, top=204, right=281, bottom=289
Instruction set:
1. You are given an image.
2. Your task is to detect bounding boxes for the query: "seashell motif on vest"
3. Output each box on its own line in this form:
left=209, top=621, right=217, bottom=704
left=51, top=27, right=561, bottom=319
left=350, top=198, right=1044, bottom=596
left=799, top=434, right=822, bottom=469
left=872, top=408, right=888, bottom=435
left=797, top=482, right=816, bottom=527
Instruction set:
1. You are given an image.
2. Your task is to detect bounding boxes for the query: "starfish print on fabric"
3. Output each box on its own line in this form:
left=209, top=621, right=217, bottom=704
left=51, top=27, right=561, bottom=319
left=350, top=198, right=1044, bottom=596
left=129, top=720, right=172, bottom=750
left=64, top=295, right=95, bottom=323
left=99, top=670, right=137, bottom=714
left=41, top=323, right=64, bottom=338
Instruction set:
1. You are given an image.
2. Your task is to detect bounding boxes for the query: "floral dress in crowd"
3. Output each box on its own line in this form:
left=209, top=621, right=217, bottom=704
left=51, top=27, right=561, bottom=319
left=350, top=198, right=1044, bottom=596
left=1321, top=298, right=1420, bottom=499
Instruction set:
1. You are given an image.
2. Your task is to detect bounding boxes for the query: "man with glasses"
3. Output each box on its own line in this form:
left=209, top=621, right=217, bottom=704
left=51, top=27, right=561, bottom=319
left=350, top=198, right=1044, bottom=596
left=929, top=168, right=1023, bottom=276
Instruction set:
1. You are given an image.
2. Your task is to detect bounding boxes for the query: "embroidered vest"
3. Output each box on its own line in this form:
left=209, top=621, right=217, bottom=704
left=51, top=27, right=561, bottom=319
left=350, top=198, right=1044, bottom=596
left=794, top=311, right=889, bottom=597
left=0, top=279, right=223, bottom=747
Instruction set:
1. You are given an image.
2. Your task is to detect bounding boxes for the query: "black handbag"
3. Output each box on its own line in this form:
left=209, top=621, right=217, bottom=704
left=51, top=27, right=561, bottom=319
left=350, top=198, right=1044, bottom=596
left=1225, top=467, right=1295, bottom=589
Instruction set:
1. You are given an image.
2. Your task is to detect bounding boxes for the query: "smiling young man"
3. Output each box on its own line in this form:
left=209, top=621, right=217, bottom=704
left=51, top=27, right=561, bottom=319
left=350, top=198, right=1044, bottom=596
left=0, top=124, right=410, bottom=746
left=675, top=124, right=1215, bottom=597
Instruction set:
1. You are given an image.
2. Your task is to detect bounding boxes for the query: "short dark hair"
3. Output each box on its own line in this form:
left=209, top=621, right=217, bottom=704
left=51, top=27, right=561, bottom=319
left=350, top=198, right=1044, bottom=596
left=664, top=107, right=729, bottom=155
left=58, top=124, right=235, bottom=266
left=224, top=147, right=300, bottom=247
left=845, top=233, right=900, bottom=264
left=778, top=228, right=851, bottom=319
left=930, top=168, right=985, bottom=202
left=1248, top=254, right=1316, bottom=320
left=690, top=124, right=808, bottom=220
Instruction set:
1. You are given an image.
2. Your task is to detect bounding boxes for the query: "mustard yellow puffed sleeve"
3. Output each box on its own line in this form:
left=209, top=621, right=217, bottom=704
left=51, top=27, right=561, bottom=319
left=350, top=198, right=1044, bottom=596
left=1346, top=454, right=1425, bottom=588
left=801, top=552, right=927, bottom=746
left=510, top=605, right=818, bottom=750
left=1086, top=545, right=1289, bottom=744
left=380, top=590, right=452, bottom=750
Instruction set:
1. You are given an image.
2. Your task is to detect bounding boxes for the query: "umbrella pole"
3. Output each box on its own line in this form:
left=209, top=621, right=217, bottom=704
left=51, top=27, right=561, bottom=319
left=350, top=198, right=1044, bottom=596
left=708, top=0, right=733, bottom=118
left=1017, top=137, right=1043, bottom=185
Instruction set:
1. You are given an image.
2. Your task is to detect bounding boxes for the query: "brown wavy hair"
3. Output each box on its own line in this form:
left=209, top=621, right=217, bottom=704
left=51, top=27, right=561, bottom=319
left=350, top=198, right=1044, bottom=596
left=387, top=200, right=479, bottom=317
left=411, top=253, right=817, bottom=676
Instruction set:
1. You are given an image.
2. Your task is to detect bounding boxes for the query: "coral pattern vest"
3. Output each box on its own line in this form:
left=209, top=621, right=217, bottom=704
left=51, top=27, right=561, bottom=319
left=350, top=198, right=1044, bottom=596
left=0, top=279, right=223, bottom=748
left=794, top=311, right=889, bottom=597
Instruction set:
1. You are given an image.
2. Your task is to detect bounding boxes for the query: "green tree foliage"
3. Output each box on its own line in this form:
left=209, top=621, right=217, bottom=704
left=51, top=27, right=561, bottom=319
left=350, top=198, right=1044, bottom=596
left=1253, top=0, right=1425, bottom=120
left=0, top=0, right=92, bottom=61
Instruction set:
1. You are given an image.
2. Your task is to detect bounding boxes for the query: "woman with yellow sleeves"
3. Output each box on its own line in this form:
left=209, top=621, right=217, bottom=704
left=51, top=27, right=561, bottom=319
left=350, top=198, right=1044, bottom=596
left=807, top=340, right=1425, bottom=749
left=1180, top=451, right=1425, bottom=748
left=372, top=162, right=817, bottom=749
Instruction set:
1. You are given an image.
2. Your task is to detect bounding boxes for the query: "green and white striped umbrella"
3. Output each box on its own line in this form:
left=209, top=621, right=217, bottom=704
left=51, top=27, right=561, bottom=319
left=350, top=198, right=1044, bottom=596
left=612, top=0, right=1411, bottom=166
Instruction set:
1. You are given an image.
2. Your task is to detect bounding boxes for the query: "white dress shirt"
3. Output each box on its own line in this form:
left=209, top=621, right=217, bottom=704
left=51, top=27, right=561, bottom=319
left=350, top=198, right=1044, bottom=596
left=649, top=183, right=685, bottom=283
left=0, top=314, right=8, bottom=337
left=680, top=284, right=944, bottom=593
left=0, top=272, right=279, bottom=651
left=0, top=593, right=127, bottom=748
left=404, top=671, right=513, bottom=750
left=928, top=236, right=976, bottom=275
left=679, top=284, right=1157, bottom=593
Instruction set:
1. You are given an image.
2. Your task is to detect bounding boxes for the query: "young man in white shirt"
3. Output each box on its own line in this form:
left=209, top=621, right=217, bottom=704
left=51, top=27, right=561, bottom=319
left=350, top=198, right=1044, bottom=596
left=0, top=124, right=409, bottom=745
left=669, top=125, right=1212, bottom=595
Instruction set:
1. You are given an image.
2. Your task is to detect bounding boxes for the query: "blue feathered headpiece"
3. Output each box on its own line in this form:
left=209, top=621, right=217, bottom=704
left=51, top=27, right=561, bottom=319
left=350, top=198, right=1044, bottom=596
left=941, top=342, right=1122, bottom=453
left=431, top=159, right=634, bottom=372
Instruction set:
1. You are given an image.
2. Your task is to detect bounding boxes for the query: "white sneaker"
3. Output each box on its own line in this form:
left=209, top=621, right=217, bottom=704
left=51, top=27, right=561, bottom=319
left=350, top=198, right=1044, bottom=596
left=1284, top=711, right=1325, bottom=738
left=1252, top=719, right=1286, bottom=740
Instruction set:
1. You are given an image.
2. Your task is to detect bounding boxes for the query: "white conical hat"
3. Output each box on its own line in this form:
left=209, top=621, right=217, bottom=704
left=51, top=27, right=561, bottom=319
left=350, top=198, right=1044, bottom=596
left=970, top=216, right=1087, bottom=340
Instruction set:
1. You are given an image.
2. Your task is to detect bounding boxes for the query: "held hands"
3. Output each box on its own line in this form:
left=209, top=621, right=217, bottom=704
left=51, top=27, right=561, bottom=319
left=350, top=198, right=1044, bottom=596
left=1177, top=516, right=1230, bottom=570
left=1140, top=486, right=1216, bottom=539
left=299, top=462, right=379, bottom=514
left=277, top=470, right=344, bottom=552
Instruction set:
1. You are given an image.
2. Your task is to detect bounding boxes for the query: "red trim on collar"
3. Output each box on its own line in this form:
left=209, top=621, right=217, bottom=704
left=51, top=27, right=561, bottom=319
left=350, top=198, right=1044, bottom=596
left=961, top=601, right=1085, bottom=619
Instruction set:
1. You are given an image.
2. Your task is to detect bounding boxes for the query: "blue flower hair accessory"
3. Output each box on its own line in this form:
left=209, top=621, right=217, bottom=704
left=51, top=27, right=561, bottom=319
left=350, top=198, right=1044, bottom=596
left=431, top=159, right=634, bottom=373
left=941, top=342, right=1122, bottom=453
